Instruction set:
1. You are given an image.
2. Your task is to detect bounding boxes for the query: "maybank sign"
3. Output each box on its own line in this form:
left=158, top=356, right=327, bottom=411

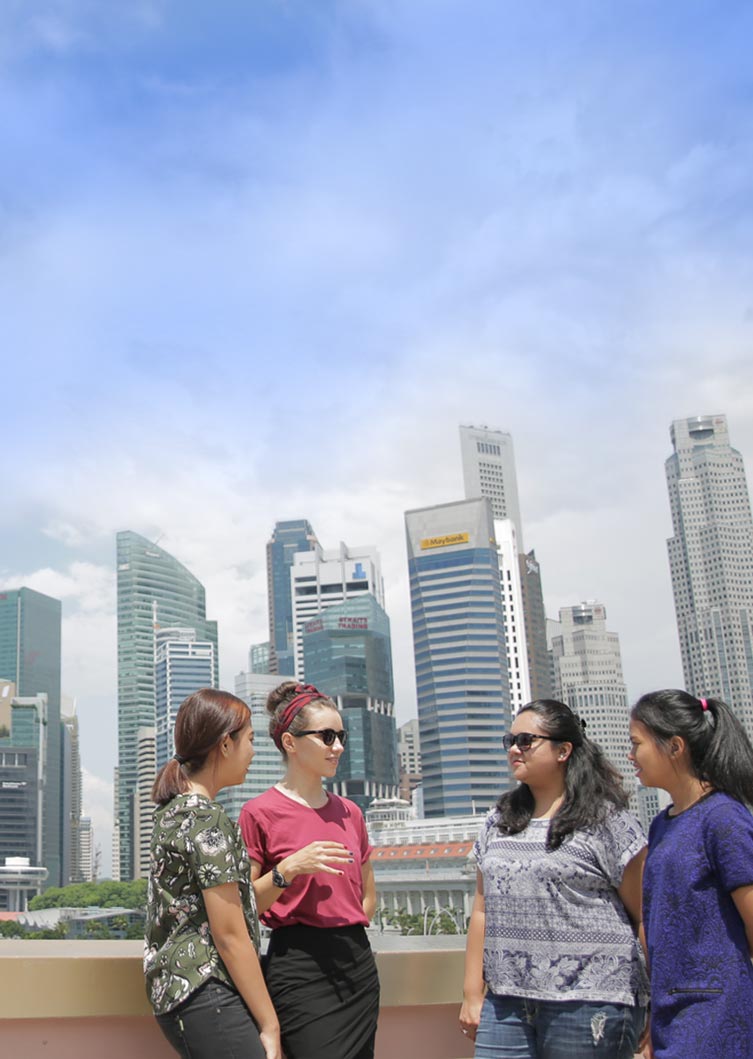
left=420, top=532, right=470, bottom=550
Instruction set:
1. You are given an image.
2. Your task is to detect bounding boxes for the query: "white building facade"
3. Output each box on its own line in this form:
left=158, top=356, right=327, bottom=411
left=550, top=601, right=633, bottom=788
left=290, top=541, right=384, bottom=678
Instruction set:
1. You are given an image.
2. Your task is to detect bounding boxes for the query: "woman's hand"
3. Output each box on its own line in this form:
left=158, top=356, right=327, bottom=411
left=280, top=840, right=354, bottom=880
left=459, top=994, right=483, bottom=1045
left=258, top=1021, right=282, bottom=1059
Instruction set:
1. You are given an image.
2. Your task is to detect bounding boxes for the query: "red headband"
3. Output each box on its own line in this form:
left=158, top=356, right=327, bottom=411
left=700, top=697, right=708, bottom=711
left=272, top=684, right=324, bottom=749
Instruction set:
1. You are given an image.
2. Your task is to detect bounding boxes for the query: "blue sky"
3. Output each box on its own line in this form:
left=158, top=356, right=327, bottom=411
left=2, top=0, right=753, bottom=873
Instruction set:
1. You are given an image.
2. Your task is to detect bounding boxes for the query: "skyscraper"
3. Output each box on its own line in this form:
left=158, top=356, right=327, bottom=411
left=494, top=520, right=531, bottom=713
left=133, top=725, right=156, bottom=879
left=302, top=594, right=399, bottom=812
left=459, top=425, right=553, bottom=705
left=666, top=415, right=753, bottom=735
left=79, top=817, right=94, bottom=882
left=459, top=425, right=523, bottom=538
left=405, top=498, right=512, bottom=817
left=61, top=711, right=82, bottom=884
left=225, top=671, right=284, bottom=821
left=116, top=530, right=218, bottom=879
left=0, top=694, right=47, bottom=888
left=397, top=718, right=421, bottom=802
left=266, top=520, right=318, bottom=675
left=0, top=588, right=62, bottom=886
left=550, top=601, right=633, bottom=787
left=154, top=627, right=217, bottom=771
left=290, top=540, right=384, bottom=678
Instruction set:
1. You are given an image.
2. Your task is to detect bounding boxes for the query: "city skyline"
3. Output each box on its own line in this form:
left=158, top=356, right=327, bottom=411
left=2, top=1, right=753, bottom=873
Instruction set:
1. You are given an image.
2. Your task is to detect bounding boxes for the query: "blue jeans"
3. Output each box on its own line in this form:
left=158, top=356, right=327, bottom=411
left=474, top=993, right=645, bottom=1059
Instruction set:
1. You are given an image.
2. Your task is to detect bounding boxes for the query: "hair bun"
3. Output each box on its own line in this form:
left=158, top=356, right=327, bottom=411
left=265, top=680, right=300, bottom=716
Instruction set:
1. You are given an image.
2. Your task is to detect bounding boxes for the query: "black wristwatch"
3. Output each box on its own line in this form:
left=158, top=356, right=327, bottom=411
left=272, top=866, right=290, bottom=889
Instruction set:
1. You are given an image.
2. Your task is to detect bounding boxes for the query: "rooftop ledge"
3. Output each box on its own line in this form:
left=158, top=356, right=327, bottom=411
left=0, top=937, right=473, bottom=1059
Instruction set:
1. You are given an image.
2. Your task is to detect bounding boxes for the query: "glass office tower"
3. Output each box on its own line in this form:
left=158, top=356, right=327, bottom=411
left=0, top=588, right=62, bottom=886
left=405, top=498, right=512, bottom=817
left=116, top=531, right=218, bottom=879
left=302, top=594, right=399, bottom=812
left=266, top=520, right=318, bottom=675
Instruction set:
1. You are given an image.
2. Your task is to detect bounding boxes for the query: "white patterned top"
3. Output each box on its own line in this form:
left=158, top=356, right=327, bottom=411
left=474, top=809, right=649, bottom=1006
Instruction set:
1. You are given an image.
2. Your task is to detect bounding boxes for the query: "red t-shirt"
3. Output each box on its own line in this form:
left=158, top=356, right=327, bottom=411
left=239, top=786, right=373, bottom=930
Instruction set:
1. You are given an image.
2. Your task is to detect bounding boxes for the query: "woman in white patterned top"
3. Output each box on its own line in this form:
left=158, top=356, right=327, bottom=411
left=459, top=699, right=648, bottom=1059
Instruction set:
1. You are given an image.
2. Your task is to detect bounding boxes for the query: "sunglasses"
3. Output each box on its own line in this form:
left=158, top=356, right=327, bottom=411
left=503, top=732, right=560, bottom=751
left=293, top=728, right=348, bottom=747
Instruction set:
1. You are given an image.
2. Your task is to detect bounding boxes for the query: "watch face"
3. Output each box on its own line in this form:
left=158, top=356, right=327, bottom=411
left=273, top=868, right=288, bottom=888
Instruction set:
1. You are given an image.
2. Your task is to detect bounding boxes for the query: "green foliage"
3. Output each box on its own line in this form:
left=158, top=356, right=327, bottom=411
left=0, top=920, right=26, bottom=938
left=28, top=878, right=148, bottom=911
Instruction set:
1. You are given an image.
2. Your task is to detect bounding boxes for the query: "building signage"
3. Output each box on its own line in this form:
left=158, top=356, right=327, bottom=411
left=304, top=619, right=324, bottom=634
left=420, top=532, right=470, bottom=550
left=338, top=617, right=368, bottom=629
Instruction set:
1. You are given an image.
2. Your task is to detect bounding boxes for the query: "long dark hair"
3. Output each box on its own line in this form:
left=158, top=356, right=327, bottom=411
left=496, top=699, right=629, bottom=850
left=631, top=689, right=753, bottom=805
left=152, top=688, right=250, bottom=806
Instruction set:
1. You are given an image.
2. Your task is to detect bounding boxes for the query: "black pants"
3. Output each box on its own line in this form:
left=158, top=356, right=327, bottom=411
left=156, top=978, right=266, bottom=1059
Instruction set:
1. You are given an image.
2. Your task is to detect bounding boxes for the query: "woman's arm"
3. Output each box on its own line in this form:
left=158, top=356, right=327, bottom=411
left=459, top=871, right=485, bottom=1043
left=361, top=859, right=376, bottom=920
left=732, top=883, right=753, bottom=957
left=616, top=847, right=647, bottom=931
left=203, top=882, right=281, bottom=1059
left=249, top=841, right=354, bottom=914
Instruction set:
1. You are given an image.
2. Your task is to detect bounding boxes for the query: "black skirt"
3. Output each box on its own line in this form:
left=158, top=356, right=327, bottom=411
left=264, top=924, right=380, bottom=1059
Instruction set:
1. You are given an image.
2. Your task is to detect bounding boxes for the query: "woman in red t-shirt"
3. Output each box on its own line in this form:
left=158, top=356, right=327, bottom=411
left=239, top=682, right=379, bottom=1059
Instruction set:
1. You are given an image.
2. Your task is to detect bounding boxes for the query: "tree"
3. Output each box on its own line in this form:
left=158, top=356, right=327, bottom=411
left=28, top=878, right=148, bottom=911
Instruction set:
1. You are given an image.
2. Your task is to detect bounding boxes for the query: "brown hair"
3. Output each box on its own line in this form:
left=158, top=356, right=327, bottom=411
left=266, top=680, right=335, bottom=759
left=152, top=688, right=250, bottom=806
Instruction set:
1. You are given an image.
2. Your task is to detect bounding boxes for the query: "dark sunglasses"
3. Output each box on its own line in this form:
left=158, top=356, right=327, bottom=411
left=293, top=728, right=348, bottom=747
left=503, top=732, right=559, bottom=750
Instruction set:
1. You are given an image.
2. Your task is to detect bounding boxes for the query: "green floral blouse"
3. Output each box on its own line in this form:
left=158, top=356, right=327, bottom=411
left=144, top=792, right=261, bottom=1015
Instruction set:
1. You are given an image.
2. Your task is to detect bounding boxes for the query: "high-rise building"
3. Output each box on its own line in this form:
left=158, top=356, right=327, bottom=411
left=111, top=766, right=120, bottom=882
left=61, top=711, right=82, bottom=884
left=397, top=718, right=421, bottom=802
left=0, top=694, right=47, bottom=907
left=0, top=588, right=62, bottom=887
left=154, top=627, right=218, bottom=771
left=266, top=520, right=318, bottom=675
left=550, top=601, right=632, bottom=787
left=249, top=641, right=271, bottom=674
left=224, top=671, right=284, bottom=822
left=405, top=498, right=512, bottom=817
left=290, top=541, right=384, bottom=678
left=79, top=817, right=94, bottom=882
left=519, top=550, right=555, bottom=701
left=459, top=425, right=523, bottom=539
left=133, top=725, right=156, bottom=879
left=666, top=415, right=753, bottom=734
left=494, top=520, right=531, bottom=713
left=302, top=594, right=399, bottom=812
left=459, top=425, right=552, bottom=706
left=116, top=530, right=218, bottom=879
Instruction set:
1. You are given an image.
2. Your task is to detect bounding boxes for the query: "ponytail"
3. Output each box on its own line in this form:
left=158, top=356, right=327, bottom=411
left=152, top=756, right=191, bottom=806
left=631, top=689, right=753, bottom=806
left=151, top=688, right=250, bottom=807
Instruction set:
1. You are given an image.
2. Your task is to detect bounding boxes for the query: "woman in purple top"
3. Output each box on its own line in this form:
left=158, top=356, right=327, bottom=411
left=629, top=689, right=753, bottom=1058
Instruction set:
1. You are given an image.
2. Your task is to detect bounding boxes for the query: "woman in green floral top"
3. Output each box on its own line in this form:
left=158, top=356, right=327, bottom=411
left=144, top=688, right=281, bottom=1059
